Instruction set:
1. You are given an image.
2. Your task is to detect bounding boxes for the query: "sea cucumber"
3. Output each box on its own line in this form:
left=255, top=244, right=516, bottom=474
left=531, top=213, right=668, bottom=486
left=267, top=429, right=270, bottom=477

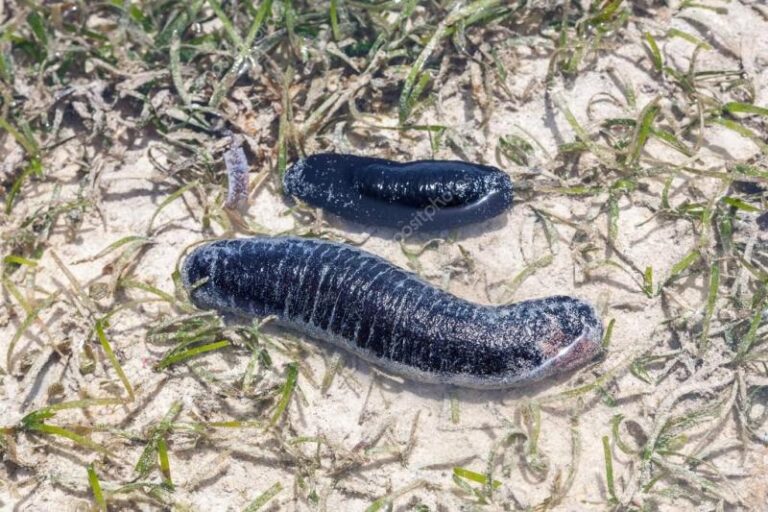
left=282, top=153, right=513, bottom=231
left=182, top=237, right=603, bottom=389
left=223, top=133, right=249, bottom=210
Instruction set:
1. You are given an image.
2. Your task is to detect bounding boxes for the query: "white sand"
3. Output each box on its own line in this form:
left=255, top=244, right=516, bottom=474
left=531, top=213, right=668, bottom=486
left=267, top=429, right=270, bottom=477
left=1, top=2, right=768, bottom=510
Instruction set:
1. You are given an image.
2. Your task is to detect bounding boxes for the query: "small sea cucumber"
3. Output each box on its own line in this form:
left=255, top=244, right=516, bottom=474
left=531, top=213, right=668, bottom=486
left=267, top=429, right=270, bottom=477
left=282, top=153, right=513, bottom=231
left=182, top=237, right=603, bottom=389
left=223, top=133, right=249, bottom=210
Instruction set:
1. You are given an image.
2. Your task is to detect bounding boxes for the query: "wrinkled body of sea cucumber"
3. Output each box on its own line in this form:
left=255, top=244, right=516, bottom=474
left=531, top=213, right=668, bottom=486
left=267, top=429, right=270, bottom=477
left=282, top=153, right=514, bottom=231
left=182, top=237, right=603, bottom=389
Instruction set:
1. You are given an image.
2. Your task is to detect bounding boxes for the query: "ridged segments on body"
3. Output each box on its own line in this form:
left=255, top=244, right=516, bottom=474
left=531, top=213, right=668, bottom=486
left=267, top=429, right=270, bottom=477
left=282, top=153, right=514, bottom=230
left=182, top=237, right=604, bottom=389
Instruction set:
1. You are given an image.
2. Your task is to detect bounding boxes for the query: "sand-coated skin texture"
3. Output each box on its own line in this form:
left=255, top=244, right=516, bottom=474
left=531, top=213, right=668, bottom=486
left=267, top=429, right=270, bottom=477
left=182, top=237, right=604, bottom=389
left=282, top=153, right=514, bottom=230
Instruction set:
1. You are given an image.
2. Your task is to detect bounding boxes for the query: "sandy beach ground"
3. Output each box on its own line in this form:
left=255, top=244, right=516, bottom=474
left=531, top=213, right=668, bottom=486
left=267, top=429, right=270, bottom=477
left=1, top=1, right=768, bottom=510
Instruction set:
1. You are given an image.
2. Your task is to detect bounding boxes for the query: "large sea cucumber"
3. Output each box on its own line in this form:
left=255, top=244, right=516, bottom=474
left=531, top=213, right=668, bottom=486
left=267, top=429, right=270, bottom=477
left=282, top=153, right=513, bottom=231
left=182, top=237, right=603, bottom=389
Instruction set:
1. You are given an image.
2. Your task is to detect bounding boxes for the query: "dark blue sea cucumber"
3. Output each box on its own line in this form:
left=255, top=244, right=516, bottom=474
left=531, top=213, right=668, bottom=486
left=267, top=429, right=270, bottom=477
left=282, top=154, right=513, bottom=231
left=182, top=237, right=603, bottom=389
